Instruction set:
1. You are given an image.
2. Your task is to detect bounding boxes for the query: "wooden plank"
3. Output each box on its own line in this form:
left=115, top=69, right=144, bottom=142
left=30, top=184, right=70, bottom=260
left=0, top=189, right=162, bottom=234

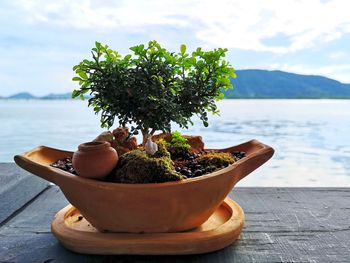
left=229, top=188, right=350, bottom=262
left=0, top=187, right=350, bottom=262
left=0, top=163, right=49, bottom=224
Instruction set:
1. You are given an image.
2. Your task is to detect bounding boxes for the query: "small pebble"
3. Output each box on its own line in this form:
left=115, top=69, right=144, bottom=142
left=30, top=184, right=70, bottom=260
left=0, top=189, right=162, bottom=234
left=180, top=168, right=192, bottom=177
left=51, top=157, right=76, bottom=174
left=194, top=170, right=202, bottom=177
left=232, top=151, right=246, bottom=161
left=195, top=164, right=202, bottom=170
left=180, top=169, right=187, bottom=175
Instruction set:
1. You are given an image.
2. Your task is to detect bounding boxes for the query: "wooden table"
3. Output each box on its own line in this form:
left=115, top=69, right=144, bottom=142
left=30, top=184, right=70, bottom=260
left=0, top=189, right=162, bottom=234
left=1, top=163, right=350, bottom=262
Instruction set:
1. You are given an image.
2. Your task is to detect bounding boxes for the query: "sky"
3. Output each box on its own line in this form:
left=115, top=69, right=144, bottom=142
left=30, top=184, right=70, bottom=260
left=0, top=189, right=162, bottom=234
left=0, top=0, right=350, bottom=96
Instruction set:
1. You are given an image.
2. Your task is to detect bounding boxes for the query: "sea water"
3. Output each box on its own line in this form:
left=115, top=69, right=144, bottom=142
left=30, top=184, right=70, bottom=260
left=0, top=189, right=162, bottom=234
left=1, top=99, right=349, bottom=187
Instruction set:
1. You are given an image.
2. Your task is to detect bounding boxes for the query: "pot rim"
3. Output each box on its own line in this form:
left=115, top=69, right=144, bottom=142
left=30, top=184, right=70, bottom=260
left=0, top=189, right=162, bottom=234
left=14, top=139, right=273, bottom=190
left=78, top=141, right=111, bottom=151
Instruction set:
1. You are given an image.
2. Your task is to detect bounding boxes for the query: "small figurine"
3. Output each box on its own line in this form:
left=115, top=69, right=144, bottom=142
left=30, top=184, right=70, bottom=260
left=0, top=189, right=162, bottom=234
left=145, top=136, right=158, bottom=155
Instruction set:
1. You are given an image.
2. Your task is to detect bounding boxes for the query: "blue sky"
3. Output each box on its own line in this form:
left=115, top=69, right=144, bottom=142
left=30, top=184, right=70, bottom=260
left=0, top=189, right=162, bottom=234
left=0, top=0, right=350, bottom=96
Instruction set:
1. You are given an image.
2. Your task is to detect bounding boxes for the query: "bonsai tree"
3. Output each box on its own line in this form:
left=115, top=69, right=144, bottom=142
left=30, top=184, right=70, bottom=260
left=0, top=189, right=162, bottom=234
left=72, top=41, right=235, bottom=145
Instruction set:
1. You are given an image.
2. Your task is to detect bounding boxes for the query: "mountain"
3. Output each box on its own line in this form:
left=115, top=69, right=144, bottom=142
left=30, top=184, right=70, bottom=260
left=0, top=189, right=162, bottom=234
left=224, top=69, right=350, bottom=98
left=1, top=92, right=88, bottom=100
left=40, top=93, right=72, bottom=99
left=7, top=92, right=37, bottom=99
left=2, top=70, right=350, bottom=99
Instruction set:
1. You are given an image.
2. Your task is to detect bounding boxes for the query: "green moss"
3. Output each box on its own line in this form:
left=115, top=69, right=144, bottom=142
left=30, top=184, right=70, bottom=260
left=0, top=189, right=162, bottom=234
left=114, top=147, right=185, bottom=184
left=198, top=152, right=235, bottom=168
left=169, top=131, right=190, bottom=151
left=158, top=131, right=192, bottom=157
left=153, top=140, right=171, bottom=158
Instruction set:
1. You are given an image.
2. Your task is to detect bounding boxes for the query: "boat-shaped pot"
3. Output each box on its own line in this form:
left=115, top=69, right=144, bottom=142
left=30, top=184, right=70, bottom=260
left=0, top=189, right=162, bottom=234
left=14, top=139, right=274, bottom=233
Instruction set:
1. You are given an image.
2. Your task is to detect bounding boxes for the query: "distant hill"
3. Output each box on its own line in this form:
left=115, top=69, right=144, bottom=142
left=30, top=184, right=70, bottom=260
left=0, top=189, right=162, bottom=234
left=7, top=92, right=37, bottom=99
left=41, top=93, right=72, bottom=99
left=2, top=70, right=350, bottom=99
left=1, top=92, right=74, bottom=100
left=225, top=69, right=350, bottom=98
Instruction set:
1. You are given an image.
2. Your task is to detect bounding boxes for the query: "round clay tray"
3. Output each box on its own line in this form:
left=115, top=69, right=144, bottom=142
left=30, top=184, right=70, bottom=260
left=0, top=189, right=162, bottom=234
left=51, top=197, right=245, bottom=255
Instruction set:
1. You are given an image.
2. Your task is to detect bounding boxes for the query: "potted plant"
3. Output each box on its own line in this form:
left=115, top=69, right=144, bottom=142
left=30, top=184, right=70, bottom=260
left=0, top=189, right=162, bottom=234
left=70, top=41, right=252, bottom=183
left=14, top=41, right=274, bottom=254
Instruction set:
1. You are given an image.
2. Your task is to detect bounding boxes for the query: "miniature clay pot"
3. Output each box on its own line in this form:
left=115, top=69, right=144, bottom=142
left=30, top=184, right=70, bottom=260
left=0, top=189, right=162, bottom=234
left=72, top=141, right=118, bottom=179
left=14, top=139, right=273, bottom=233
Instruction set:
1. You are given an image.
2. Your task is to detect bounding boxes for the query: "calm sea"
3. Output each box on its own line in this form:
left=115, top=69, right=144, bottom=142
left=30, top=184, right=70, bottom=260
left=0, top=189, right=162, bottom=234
left=1, top=99, right=349, bottom=187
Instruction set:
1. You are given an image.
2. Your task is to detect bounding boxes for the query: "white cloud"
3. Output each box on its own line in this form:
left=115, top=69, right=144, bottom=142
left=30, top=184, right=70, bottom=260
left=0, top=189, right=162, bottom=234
left=14, top=0, right=350, bottom=54
left=329, top=51, right=346, bottom=59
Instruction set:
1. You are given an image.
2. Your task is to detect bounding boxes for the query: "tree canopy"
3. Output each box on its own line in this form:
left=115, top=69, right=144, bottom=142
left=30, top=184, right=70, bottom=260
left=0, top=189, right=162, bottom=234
left=72, top=41, right=235, bottom=143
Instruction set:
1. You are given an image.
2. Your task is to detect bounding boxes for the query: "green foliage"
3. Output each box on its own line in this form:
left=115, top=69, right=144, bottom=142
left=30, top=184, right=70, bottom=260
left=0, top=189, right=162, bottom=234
left=72, top=40, right=235, bottom=140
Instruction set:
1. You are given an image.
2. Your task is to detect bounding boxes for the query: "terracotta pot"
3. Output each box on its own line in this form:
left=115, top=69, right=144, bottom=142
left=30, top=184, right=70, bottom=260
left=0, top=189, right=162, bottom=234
left=14, top=139, right=274, bottom=233
left=72, top=141, right=118, bottom=179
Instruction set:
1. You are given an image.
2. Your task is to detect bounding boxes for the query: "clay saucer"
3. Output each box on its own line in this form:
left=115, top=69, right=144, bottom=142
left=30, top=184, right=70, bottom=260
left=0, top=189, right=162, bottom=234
left=51, top=197, right=244, bottom=255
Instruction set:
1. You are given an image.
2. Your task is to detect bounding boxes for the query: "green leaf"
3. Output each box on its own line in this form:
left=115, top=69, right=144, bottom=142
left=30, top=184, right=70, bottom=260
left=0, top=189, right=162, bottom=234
left=189, top=57, right=196, bottom=64
left=147, top=95, right=158, bottom=101
left=129, top=46, right=137, bottom=52
left=72, top=77, right=82, bottom=82
left=78, top=71, right=88, bottom=79
left=216, top=92, right=225, bottom=100
left=71, top=90, right=80, bottom=98
left=124, top=54, right=132, bottom=60
left=180, top=44, right=186, bottom=54
left=95, top=41, right=101, bottom=49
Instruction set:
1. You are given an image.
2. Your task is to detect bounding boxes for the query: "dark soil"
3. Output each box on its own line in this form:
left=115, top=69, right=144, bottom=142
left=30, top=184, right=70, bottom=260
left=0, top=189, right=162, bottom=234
left=51, top=157, right=76, bottom=174
left=232, top=151, right=246, bottom=161
left=50, top=151, right=246, bottom=180
left=171, top=150, right=246, bottom=178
